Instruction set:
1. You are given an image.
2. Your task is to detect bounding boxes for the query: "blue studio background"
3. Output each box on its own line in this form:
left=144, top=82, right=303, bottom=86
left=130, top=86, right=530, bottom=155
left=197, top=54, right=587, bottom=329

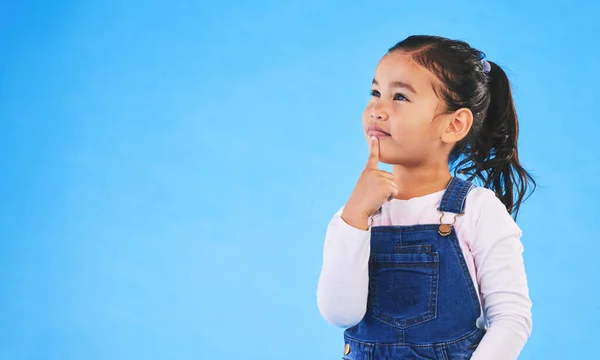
left=1, top=1, right=598, bottom=359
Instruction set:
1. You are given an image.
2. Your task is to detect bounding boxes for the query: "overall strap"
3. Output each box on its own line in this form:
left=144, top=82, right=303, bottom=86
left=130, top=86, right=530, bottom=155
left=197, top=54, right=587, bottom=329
left=438, top=177, right=475, bottom=214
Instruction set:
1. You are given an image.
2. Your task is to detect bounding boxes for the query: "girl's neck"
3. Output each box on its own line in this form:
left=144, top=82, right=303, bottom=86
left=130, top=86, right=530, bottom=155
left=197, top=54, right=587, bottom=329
left=390, top=166, right=452, bottom=200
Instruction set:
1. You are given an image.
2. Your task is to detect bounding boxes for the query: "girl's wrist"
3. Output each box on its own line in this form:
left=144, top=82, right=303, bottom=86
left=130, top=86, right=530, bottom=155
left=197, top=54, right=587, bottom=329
left=341, top=207, right=370, bottom=231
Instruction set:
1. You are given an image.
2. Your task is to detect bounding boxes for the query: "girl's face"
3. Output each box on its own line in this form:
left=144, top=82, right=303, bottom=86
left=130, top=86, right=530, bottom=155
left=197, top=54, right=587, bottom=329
left=362, top=51, right=450, bottom=166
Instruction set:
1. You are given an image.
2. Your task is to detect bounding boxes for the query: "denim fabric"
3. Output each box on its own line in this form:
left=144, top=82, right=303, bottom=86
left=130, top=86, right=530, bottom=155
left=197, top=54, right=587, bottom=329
left=342, top=177, right=486, bottom=359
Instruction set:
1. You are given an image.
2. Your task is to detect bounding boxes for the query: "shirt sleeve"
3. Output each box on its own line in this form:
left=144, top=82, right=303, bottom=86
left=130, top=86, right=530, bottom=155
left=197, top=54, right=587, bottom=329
left=469, top=191, right=533, bottom=360
left=316, top=205, right=371, bottom=327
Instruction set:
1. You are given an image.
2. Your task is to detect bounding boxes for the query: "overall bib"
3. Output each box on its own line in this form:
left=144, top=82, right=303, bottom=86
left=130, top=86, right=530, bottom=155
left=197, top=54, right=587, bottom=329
left=342, top=177, right=486, bottom=360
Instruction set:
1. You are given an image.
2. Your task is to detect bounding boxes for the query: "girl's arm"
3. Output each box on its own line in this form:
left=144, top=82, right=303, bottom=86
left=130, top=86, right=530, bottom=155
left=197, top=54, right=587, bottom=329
left=470, top=190, right=533, bottom=360
left=316, top=205, right=371, bottom=327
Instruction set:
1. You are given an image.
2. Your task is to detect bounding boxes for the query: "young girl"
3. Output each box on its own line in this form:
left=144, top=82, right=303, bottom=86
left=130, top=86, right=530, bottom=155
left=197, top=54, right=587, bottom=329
left=317, top=35, right=535, bottom=360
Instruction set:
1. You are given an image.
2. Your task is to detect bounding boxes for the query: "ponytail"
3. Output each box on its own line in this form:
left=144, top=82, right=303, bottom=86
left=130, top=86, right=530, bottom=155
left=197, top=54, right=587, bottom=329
left=456, top=61, right=536, bottom=219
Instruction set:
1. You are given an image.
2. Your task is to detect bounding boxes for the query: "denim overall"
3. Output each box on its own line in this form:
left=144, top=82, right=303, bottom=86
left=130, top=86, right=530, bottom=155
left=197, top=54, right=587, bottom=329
left=343, top=177, right=486, bottom=360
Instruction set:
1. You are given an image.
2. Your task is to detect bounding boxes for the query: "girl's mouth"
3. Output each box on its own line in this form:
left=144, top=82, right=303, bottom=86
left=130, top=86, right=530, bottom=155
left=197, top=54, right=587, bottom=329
left=367, top=125, right=391, bottom=137
left=367, top=130, right=391, bottom=137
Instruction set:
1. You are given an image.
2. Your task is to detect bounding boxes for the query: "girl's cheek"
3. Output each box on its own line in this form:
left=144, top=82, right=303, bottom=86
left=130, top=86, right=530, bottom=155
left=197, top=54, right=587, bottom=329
left=362, top=110, right=371, bottom=122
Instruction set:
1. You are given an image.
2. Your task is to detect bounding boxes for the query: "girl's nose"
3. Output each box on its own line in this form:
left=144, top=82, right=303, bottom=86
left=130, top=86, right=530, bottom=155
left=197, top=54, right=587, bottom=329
left=370, top=105, right=388, bottom=120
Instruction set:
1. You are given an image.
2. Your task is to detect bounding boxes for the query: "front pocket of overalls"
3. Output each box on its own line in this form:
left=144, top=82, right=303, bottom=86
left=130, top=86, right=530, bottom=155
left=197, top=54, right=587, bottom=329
left=370, top=252, right=439, bottom=329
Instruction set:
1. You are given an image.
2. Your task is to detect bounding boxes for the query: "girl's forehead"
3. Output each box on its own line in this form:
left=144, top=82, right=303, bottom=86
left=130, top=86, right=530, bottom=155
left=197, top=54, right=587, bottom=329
left=374, top=52, right=436, bottom=93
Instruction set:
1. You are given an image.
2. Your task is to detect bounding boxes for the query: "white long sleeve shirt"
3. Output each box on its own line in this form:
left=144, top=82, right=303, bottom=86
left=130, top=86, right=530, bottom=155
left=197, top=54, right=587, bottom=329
left=317, top=186, right=532, bottom=360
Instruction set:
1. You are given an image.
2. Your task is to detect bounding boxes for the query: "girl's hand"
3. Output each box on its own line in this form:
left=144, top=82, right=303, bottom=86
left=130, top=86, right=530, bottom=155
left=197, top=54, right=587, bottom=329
left=341, top=136, right=399, bottom=230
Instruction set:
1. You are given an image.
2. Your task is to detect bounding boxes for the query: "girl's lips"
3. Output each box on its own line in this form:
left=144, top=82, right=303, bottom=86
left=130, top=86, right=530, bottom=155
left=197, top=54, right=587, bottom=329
left=367, top=130, right=391, bottom=137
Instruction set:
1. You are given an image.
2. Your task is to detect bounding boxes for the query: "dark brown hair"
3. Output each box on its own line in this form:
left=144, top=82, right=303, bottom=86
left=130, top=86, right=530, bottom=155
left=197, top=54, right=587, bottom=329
left=389, top=35, right=536, bottom=219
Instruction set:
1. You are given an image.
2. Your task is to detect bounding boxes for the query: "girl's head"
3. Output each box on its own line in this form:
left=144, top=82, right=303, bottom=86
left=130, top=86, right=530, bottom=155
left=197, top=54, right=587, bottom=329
left=362, top=35, right=535, bottom=218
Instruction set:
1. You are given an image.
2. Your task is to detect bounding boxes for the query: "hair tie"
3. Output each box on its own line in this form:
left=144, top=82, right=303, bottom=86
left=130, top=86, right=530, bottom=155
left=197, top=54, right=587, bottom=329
left=481, top=59, right=491, bottom=74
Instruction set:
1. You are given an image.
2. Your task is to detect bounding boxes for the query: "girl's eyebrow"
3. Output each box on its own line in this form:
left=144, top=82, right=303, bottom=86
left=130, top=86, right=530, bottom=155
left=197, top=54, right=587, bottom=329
left=372, top=79, right=418, bottom=95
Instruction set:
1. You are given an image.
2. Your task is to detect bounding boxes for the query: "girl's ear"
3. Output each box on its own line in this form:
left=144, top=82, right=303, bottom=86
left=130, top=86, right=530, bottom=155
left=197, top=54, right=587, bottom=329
left=441, top=107, right=473, bottom=144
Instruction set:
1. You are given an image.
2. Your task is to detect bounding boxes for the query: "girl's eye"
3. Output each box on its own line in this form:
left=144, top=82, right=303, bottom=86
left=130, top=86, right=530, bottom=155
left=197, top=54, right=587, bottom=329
left=370, top=90, right=409, bottom=102
left=394, top=93, right=408, bottom=101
